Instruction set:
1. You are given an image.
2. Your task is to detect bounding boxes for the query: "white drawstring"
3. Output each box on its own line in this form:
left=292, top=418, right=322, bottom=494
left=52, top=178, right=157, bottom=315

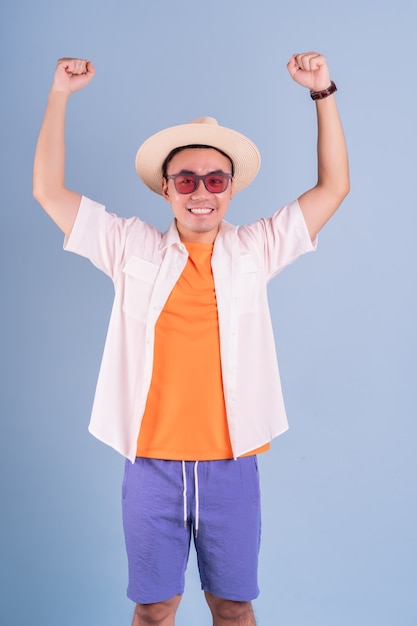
left=194, top=461, right=199, bottom=538
left=182, top=461, right=187, bottom=528
left=181, top=461, right=200, bottom=537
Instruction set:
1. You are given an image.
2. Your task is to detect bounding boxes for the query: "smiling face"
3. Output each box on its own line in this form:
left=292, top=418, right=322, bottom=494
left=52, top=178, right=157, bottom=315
left=161, top=147, right=234, bottom=243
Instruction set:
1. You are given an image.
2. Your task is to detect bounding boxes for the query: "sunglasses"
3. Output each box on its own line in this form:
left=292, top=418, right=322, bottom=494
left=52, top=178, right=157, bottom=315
left=165, top=172, right=232, bottom=194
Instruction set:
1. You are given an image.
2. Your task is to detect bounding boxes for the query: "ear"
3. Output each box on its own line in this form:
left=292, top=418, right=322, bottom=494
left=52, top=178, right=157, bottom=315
left=161, top=178, right=171, bottom=203
left=229, top=179, right=235, bottom=201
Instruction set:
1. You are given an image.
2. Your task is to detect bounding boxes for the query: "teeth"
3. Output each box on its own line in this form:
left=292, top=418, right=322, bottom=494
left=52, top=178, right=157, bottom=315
left=189, top=208, right=213, bottom=214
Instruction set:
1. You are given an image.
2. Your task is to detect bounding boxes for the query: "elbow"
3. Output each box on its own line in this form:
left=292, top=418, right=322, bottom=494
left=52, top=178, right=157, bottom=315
left=331, top=173, right=350, bottom=206
left=33, top=187, right=53, bottom=212
left=32, top=163, right=62, bottom=208
left=339, top=178, right=350, bottom=203
left=32, top=176, right=60, bottom=210
left=320, top=161, right=350, bottom=205
left=343, top=168, right=351, bottom=198
left=32, top=181, right=44, bottom=205
left=32, top=171, right=48, bottom=207
left=340, top=164, right=351, bottom=200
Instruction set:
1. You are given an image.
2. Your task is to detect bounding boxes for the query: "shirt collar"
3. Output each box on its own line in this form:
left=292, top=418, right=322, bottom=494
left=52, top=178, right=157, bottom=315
left=159, top=218, right=237, bottom=251
left=159, top=220, right=183, bottom=251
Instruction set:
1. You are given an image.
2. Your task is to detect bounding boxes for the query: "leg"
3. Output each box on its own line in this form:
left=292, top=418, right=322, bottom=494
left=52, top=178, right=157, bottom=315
left=132, top=594, right=182, bottom=626
left=205, top=591, right=256, bottom=625
left=194, top=458, right=261, bottom=604
left=122, top=460, right=192, bottom=611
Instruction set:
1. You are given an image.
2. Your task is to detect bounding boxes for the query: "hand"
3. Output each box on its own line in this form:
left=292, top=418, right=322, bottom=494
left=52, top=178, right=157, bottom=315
left=51, top=58, right=96, bottom=95
left=287, top=52, right=331, bottom=92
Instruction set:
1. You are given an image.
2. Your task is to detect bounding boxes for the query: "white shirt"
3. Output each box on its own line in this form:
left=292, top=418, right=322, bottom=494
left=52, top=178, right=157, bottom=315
left=65, top=195, right=316, bottom=461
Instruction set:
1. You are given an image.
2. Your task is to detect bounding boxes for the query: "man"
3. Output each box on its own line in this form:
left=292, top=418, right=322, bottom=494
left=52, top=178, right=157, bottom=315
left=33, top=52, right=349, bottom=626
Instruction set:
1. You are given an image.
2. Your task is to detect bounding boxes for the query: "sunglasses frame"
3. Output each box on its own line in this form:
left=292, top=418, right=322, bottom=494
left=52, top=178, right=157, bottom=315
left=165, top=172, right=232, bottom=194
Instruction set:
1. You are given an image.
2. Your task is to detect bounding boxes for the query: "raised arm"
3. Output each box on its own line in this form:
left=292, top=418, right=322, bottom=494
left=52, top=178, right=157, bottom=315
left=287, top=52, right=350, bottom=240
left=33, top=58, right=96, bottom=236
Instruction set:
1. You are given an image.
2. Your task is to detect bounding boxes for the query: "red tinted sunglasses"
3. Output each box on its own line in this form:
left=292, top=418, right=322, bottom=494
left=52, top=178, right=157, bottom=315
left=166, top=172, right=232, bottom=194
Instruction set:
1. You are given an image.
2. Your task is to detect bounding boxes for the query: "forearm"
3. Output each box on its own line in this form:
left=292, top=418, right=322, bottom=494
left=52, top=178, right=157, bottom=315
left=297, top=93, right=349, bottom=238
left=315, top=94, right=350, bottom=199
left=33, top=90, right=68, bottom=198
left=33, top=58, right=95, bottom=235
left=33, top=90, right=81, bottom=234
left=287, top=53, right=350, bottom=238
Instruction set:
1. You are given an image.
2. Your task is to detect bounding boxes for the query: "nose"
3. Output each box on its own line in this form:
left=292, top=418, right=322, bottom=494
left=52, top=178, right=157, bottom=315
left=190, top=179, right=211, bottom=197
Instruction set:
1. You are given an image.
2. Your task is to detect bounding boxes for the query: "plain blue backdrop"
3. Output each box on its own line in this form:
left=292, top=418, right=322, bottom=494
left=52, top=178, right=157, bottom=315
left=1, top=1, right=416, bottom=624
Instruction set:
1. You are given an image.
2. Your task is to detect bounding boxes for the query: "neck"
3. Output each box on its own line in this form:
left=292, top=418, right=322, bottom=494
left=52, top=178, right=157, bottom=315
left=176, top=222, right=219, bottom=244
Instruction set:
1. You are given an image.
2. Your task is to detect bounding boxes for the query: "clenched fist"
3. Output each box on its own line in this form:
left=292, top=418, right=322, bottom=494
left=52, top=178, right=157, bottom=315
left=287, top=52, right=331, bottom=93
left=51, top=58, right=96, bottom=95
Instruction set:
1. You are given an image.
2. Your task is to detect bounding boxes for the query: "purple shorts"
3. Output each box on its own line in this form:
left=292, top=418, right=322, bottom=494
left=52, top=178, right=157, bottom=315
left=122, top=456, right=261, bottom=604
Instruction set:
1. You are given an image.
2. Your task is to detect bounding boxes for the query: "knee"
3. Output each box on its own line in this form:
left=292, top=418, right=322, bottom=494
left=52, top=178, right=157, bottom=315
left=134, top=595, right=180, bottom=625
left=205, top=592, right=254, bottom=622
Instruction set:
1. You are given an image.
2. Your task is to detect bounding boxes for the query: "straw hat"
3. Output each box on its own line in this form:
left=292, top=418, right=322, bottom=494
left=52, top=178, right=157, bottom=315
left=135, top=116, right=261, bottom=195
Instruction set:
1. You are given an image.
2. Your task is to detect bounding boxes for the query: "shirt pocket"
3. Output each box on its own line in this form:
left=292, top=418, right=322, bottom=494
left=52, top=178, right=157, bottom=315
left=238, top=254, right=259, bottom=314
left=122, top=256, right=160, bottom=322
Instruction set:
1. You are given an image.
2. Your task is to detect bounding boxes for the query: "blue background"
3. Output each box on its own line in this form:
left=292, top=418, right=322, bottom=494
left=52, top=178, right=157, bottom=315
left=1, top=1, right=416, bottom=624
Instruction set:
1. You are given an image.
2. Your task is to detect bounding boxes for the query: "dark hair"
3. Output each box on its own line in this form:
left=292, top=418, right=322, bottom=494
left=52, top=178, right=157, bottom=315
left=161, top=144, right=235, bottom=178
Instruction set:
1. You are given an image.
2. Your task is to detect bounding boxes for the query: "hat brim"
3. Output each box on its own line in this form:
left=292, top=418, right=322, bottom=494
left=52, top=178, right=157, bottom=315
left=135, top=120, right=261, bottom=195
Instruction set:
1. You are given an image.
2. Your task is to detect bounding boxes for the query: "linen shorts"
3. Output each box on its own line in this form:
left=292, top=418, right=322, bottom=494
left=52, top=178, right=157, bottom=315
left=122, top=456, right=261, bottom=604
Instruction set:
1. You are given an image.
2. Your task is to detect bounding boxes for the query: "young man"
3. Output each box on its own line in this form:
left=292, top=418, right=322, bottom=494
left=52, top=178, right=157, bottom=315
left=33, top=52, right=349, bottom=626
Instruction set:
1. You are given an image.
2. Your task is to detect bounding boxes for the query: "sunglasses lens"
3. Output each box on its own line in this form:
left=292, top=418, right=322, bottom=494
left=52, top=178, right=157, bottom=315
left=174, top=176, right=197, bottom=194
left=205, top=174, right=229, bottom=193
left=172, top=173, right=230, bottom=194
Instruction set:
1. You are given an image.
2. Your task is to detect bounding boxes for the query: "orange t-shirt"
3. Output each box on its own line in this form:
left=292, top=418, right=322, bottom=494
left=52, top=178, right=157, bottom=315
left=136, top=242, right=269, bottom=460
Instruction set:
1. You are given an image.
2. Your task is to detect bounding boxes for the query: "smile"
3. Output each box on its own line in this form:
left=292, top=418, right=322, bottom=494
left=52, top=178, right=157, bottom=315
left=188, top=208, right=214, bottom=215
